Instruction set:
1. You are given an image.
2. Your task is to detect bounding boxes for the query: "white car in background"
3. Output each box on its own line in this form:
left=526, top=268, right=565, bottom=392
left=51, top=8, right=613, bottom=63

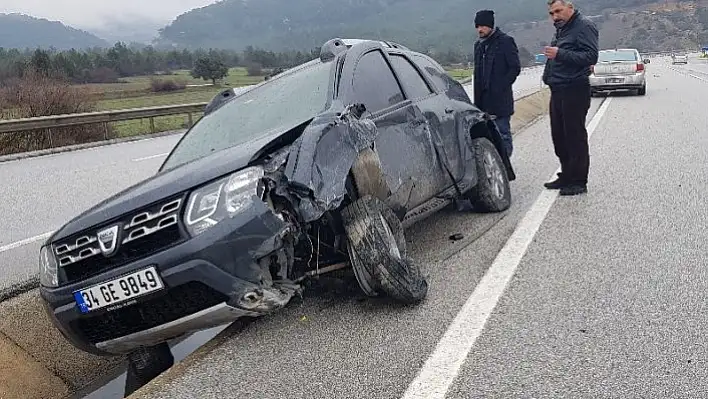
left=589, top=48, right=649, bottom=96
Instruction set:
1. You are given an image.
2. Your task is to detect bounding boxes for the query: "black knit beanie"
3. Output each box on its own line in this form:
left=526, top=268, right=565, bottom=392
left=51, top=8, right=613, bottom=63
left=475, top=10, right=495, bottom=28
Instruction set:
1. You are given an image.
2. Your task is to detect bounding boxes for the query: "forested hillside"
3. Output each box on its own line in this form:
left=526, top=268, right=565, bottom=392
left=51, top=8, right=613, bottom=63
left=507, top=1, right=708, bottom=53
left=155, top=0, right=546, bottom=52
left=2, top=0, right=707, bottom=58
left=155, top=0, right=693, bottom=53
left=0, top=14, right=109, bottom=50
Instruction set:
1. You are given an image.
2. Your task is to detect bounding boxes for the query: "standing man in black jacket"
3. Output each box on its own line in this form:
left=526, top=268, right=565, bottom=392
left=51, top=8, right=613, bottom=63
left=542, top=0, right=599, bottom=196
left=473, top=10, right=521, bottom=158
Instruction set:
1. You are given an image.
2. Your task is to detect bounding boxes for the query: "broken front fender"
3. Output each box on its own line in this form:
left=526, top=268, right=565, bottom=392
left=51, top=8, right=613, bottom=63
left=460, top=110, right=516, bottom=182
left=278, top=103, right=378, bottom=223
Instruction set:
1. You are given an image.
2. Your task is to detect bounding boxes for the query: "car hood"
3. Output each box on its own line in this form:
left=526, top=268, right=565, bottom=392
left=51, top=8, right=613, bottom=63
left=49, top=123, right=304, bottom=243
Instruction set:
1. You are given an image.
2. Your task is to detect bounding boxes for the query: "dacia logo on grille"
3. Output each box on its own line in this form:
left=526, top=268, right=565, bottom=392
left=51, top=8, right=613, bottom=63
left=97, top=225, right=120, bottom=256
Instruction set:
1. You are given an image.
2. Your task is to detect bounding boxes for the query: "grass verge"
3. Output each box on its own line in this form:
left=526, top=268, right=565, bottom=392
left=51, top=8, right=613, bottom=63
left=0, top=290, right=123, bottom=399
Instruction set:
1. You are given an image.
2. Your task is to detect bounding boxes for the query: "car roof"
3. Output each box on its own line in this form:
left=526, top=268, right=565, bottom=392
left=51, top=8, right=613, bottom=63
left=211, top=37, right=424, bottom=108
left=337, top=38, right=410, bottom=50
left=318, top=37, right=415, bottom=62
left=217, top=37, right=416, bottom=103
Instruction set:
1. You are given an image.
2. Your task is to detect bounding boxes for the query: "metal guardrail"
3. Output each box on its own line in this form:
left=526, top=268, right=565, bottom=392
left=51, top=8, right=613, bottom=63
left=0, top=102, right=208, bottom=136
left=0, top=67, right=539, bottom=140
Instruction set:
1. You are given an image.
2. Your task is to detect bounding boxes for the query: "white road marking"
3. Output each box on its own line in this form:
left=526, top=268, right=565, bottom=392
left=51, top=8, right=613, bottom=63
left=686, top=73, right=706, bottom=81
left=667, top=66, right=708, bottom=82
left=401, top=97, right=613, bottom=399
left=132, top=153, right=169, bottom=162
left=0, top=231, right=53, bottom=253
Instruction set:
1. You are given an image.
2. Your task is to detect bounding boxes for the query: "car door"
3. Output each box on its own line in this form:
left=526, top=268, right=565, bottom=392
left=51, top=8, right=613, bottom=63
left=387, top=51, right=466, bottom=189
left=337, top=42, right=447, bottom=210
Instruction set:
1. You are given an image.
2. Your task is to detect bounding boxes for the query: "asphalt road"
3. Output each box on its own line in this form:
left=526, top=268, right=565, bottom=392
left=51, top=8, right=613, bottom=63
left=0, top=67, right=545, bottom=294
left=119, top=55, right=708, bottom=398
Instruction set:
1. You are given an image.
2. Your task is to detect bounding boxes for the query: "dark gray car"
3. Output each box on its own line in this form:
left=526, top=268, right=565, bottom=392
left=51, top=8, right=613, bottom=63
left=39, top=38, right=515, bottom=360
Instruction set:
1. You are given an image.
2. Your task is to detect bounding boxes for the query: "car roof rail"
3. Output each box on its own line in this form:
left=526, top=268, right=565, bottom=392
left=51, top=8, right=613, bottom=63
left=322, top=38, right=411, bottom=53
left=204, top=88, right=237, bottom=115
left=320, top=38, right=348, bottom=62
left=381, top=40, right=411, bottom=50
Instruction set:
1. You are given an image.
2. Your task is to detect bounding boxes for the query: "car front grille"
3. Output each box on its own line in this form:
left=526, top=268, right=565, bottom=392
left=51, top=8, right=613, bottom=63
left=54, top=195, right=186, bottom=284
left=73, top=281, right=228, bottom=344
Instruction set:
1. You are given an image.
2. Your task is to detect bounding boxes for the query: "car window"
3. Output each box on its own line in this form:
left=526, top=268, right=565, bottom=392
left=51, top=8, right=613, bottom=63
left=410, top=53, right=471, bottom=103
left=409, top=54, right=448, bottom=92
left=161, top=60, right=332, bottom=170
left=352, top=50, right=404, bottom=113
left=389, top=54, right=434, bottom=99
left=598, top=50, right=638, bottom=62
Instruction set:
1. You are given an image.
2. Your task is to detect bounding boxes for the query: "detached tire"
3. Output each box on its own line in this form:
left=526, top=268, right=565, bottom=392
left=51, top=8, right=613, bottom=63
left=341, top=196, right=428, bottom=304
left=466, top=137, right=511, bottom=213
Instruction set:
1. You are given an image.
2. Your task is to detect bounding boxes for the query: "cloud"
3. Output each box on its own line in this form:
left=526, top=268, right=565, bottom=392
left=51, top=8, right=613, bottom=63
left=0, top=0, right=216, bottom=30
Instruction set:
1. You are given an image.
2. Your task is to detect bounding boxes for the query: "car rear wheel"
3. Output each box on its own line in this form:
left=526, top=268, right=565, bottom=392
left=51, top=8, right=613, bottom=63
left=340, top=195, right=428, bottom=304
left=638, top=84, right=646, bottom=96
left=466, top=137, right=511, bottom=212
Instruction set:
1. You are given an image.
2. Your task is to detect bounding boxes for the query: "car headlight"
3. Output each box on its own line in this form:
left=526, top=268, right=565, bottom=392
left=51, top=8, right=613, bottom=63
left=39, top=245, right=58, bottom=288
left=184, top=166, right=265, bottom=236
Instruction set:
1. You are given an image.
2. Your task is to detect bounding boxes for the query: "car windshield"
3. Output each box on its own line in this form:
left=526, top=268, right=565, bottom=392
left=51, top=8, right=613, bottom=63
left=161, top=60, right=332, bottom=170
left=598, top=50, right=637, bottom=62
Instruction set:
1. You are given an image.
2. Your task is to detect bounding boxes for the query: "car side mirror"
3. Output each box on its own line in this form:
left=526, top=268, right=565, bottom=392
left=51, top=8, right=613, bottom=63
left=644, top=59, right=650, bottom=64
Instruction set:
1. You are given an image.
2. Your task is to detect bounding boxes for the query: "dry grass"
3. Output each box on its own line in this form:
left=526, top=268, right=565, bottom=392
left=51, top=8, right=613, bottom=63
left=0, top=71, right=111, bottom=155
left=511, top=88, right=551, bottom=133
left=95, top=87, right=223, bottom=137
left=76, top=67, right=266, bottom=99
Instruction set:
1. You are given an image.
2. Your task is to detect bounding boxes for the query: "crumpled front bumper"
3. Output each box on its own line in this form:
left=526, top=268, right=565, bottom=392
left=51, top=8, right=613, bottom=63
left=40, top=199, right=296, bottom=356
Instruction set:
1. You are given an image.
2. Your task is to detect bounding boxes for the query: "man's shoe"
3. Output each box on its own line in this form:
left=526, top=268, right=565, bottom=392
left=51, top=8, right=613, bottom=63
left=560, top=184, right=587, bottom=196
left=543, top=173, right=566, bottom=190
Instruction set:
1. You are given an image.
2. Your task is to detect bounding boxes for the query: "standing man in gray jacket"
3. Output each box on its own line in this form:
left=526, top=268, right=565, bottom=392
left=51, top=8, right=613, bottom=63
left=542, top=0, right=599, bottom=196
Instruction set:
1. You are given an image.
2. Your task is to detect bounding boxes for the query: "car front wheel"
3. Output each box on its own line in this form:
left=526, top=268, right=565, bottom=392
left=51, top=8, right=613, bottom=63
left=340, top=195, right=428, bottom=304
left=466, top=137, right=511, bottom=212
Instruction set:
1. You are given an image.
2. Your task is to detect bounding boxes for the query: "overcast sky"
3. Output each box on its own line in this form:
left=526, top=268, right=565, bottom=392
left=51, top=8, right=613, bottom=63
left=0, top=0, right=216, bottom=29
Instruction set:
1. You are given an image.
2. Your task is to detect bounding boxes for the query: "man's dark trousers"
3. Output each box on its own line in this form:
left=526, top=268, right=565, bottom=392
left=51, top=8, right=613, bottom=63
left=493, top=115, right=513, bottom=157
left=549, top=81, right=591, bottom=185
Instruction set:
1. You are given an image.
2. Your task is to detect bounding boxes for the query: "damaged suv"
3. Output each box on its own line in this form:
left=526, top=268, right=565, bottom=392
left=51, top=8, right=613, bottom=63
left=39, top=38, right=515, bottom=357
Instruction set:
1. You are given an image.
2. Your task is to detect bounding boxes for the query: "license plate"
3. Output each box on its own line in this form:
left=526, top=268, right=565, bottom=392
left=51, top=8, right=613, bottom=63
left=74, top=266, right=164, bottom=313
left=606, top=78, right=623, bottom=83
